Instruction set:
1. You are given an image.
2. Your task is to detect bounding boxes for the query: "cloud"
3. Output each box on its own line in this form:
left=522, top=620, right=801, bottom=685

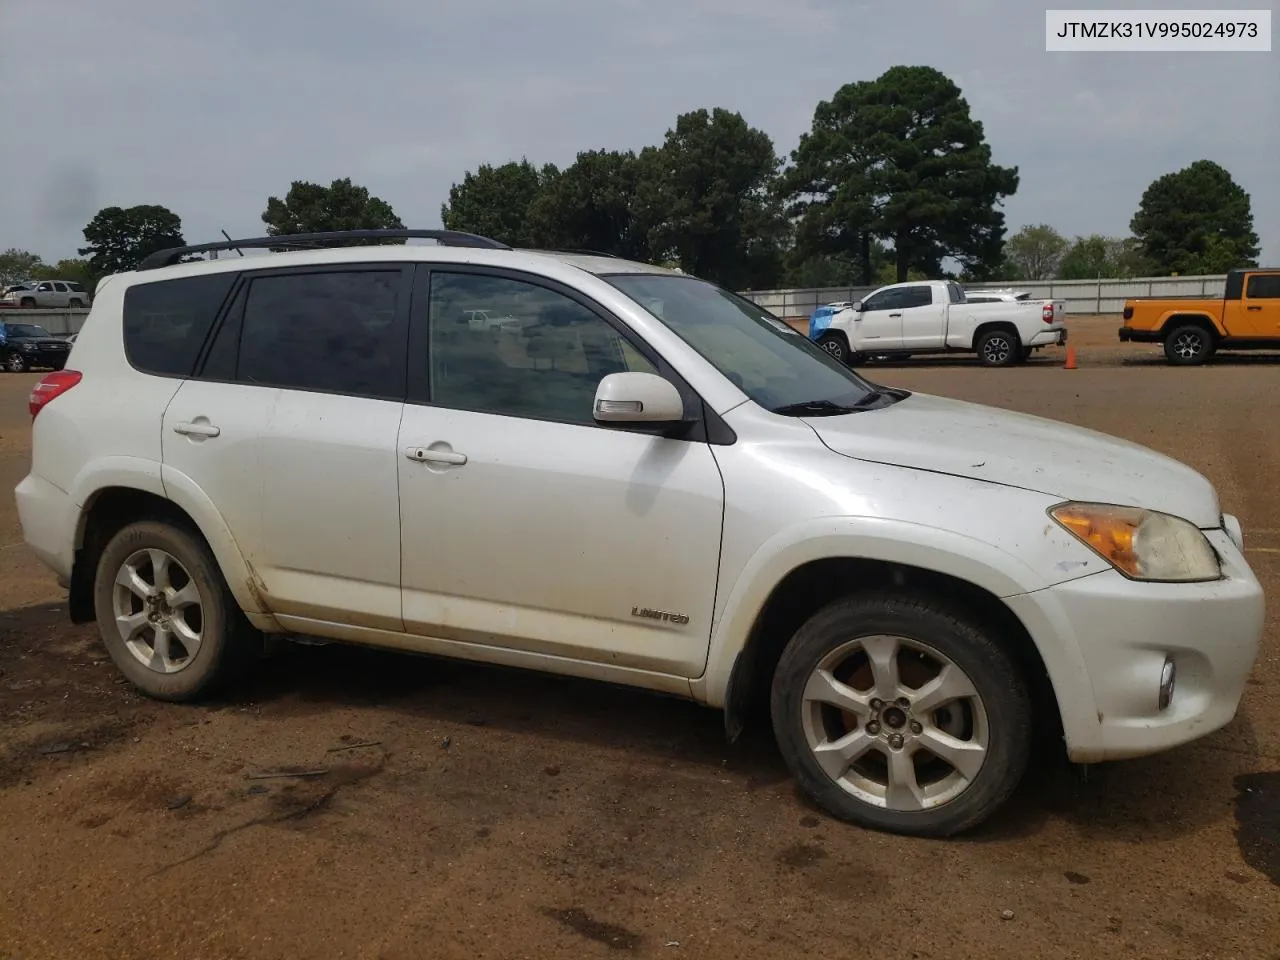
left=0, top=0, right=1274, bottom=264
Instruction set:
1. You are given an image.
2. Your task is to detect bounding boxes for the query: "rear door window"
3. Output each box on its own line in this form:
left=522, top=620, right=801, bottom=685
left=206, top=268, right=409, bottom=401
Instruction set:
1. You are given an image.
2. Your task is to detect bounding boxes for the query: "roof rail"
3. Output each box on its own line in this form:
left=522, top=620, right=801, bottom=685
left=532, top=248, right=622, bottom=259
left=137, top=229, right=510, bottom=270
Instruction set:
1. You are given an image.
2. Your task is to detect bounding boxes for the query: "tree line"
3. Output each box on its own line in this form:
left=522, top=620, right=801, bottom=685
left=1, top=66, right=1261, bottom=294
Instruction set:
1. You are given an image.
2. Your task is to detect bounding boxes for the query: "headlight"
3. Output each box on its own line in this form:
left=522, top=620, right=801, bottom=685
left=1049, top=502, right=1221, bottom=582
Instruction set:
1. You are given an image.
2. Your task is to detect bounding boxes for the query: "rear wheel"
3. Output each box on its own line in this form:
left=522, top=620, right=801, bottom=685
left=93, top=520, right=259, bottom=702
left=1163, top=324, right=1215, bottom=365
left=976, top=329, right=1020, bottom=367
left=69, top=298, right=84, bottom=309
left=771, top=593, right=1032, bottom=837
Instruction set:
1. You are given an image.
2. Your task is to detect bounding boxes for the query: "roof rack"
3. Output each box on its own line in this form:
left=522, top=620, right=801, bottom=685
left=137, top=229, right=510, bottom=270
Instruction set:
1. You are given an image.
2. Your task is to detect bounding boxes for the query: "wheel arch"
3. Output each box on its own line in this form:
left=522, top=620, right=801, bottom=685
left=971, top=320, right=1021, bottom=350
left=704, top=524, right=1090, bottom=753
left=69, top=479, right=268, bottom=625
left=1159, top=313, right=1220, bottom=339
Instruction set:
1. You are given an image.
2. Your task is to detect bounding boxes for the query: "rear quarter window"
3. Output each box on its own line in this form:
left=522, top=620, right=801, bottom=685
left=123, top=273, right=238, bottom=377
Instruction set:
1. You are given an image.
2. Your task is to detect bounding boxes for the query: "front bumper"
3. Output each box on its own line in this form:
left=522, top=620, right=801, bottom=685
left=1118, top=325, right=1162, bottom=343
left=1005, top=527, right=1264, bottom=763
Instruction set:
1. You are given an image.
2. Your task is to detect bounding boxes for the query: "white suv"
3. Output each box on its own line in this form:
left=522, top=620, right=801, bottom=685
left=15, top=229, right=1264, bottom=838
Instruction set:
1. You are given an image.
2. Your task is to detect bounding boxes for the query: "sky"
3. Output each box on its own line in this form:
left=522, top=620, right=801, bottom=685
left=1, top=0, right=1276, bottom=271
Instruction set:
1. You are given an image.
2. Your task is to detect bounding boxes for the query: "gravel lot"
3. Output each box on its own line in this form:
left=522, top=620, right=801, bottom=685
left=1, top=316, right=1277, bottom=960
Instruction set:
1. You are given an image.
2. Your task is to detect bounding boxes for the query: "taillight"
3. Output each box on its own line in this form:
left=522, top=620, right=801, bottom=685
left=29, top=370, right=82, bottom=419
left=1042, top=303, right=1055, bottom=324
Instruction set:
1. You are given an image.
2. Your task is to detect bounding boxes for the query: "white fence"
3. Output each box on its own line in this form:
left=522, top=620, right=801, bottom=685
left=0, top=309, right=89, bottom=335
left=740, top=274, right=1229, bottom=320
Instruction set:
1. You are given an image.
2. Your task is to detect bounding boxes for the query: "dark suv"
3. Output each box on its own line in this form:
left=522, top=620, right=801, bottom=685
left=1, top=322, right=72, bottom=372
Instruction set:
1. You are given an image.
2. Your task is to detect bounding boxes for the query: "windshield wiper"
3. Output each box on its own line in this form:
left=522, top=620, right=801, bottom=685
left=772, top=388, right=909, bottom=417
left=770, top=399, right=863, bottom=416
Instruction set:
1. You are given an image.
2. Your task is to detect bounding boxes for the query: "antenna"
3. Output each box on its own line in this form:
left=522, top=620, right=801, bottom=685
left=220, top=230, right=245, bottom=257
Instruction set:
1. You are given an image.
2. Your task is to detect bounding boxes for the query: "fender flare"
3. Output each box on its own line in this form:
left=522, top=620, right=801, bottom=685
left=694, top=516, right=1097, bottom=725
left=67, top=458, right=269, bottom=617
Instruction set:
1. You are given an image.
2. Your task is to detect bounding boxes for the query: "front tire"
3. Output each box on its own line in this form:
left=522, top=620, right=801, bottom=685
left=5, top=351, right=28, bottom=373
left=93, top=520, right=259, bottom=702
left=816, top=332, right=850, bottom=365
left=770, top=593, right=1032, bottom=838
left=976, top=329, right=1020, bottom=367
left=1163, top=324, right=1215, bottom=365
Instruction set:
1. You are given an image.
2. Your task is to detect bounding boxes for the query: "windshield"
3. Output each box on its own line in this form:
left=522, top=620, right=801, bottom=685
left=7, top=324, right=52, bottom=337
left=605, top=273, right=886, bottom=413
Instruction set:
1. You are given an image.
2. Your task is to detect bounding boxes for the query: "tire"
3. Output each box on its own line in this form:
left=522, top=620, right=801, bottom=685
left=770, top=592, right=1032, bottom=838
left=1019, top=347, right=1034, bottom=362
left=5, top=351, right=28, bottom=373
left=1163, top=324, right=1215, bottom=365
left=975, top=329, right=1020, bottom=367
left=93, top=520, right=259, bottom=702
left=69, top=299, right=84, bottom=309
left=19, top=297, right=35, bottom=308
left=816, top=332, right=850, bottom=365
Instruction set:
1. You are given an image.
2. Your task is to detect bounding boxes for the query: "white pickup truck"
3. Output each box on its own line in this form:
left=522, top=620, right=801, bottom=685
left=810, top=280, right=1067, bottom=367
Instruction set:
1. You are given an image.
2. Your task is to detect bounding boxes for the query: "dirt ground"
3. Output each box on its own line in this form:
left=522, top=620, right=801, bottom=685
left=1, top=315, right=1277, bottom=960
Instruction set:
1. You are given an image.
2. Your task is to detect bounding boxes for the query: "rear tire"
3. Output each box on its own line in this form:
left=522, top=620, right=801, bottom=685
left=1163, top=324, right=1215, bottom=365
left=976, top=329, right=1020, bottom=367
left=93, top=520, right=259, bottom=702
left=770, top=592, right=1032, bottom=837
left=69, top=299, right=84, bottom=309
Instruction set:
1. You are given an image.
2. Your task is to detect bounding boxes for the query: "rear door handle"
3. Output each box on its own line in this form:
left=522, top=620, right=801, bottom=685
left=889, top=312, right=902, bottom=317
left=405, top=446, right=467, bottom=466
left=1247, top=305, right=1262, bottom=311
left=173, top=420, right=220, bottom=438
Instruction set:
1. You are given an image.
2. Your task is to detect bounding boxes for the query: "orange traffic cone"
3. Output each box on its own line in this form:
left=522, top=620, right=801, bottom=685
left=1064, top=346, right=1077, bottom=370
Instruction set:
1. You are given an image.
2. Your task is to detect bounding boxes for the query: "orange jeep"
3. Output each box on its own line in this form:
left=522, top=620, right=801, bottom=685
left=1119, top=266, right=1280, bottom=364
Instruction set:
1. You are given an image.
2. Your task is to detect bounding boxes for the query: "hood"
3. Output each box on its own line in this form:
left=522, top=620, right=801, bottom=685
left=806, top=392, right=1221, bottom=527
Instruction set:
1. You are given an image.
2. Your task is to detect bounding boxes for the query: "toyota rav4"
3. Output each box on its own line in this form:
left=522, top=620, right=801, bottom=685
left=14, top=229, right=1265, bottom=838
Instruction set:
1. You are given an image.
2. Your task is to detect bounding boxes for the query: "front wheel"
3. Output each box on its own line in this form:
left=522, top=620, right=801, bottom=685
left=93, top=520, right=260, bottom=702
left=816, top=332, right=850, bottom=365
left=976, top=329, right=1020, bottom=367
left=1163, top=325, right=1215, bottom=365
left=5, top=351, right=28, bottom=373
left=770, top=593, right=1032, bottom=837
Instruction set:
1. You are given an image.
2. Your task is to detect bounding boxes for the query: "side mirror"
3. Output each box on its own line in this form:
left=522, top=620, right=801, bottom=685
left=593, top=372, right=685, bottom=424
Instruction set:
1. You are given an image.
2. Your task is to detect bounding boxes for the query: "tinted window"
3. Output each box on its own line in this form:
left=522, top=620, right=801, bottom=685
left=66, top=282, right=85, bottom=293
left=948, top=282, right=965, bottom=304
left=235, top=270, right=404, bottom=400
left=899, top=286, right=933, bottom=308
left=123, top=273, right=237, bottom=376
left=37, top=282, right=53, bottom=292
left=428, top=272, right=656, bottom=425
left=53, top=282, right=68, bottom=292
left=1246, top=274, right=1280, bottom=299
left=861, top=288, right=904, bottom=312
left=7, top=324, right=52, bottom=337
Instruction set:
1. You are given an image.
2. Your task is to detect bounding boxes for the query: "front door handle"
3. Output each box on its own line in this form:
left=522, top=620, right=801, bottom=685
left=1247, top=305, right=1262, bottom=311
left=405, top=445, right=467, bottom=466
left=889, top=312, right=902, bottom=317
left=173, top=420, right=220, bottom=438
